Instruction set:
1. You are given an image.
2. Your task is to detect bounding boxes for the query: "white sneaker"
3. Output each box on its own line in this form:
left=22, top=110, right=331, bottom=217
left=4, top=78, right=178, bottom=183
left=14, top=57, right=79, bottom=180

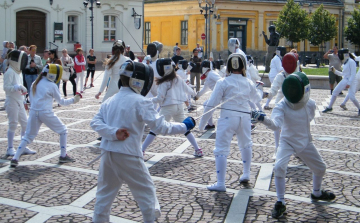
left=193, top=149, right=203, bottom=157
left=207, top=183, right=226, bottom=192
left=6, top=147, right=16, bottom=156
left=240, top=174, right=250, bottom=183
left=22, top=147, right=36, bottom=155
left=272, top=153, right=276, bottom=159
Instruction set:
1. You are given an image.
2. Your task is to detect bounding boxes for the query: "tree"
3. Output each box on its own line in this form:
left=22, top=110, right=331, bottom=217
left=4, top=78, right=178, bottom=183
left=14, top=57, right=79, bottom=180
left=308, top=4, right=337, bottom=49
left=274, top=0, right=310, bottom=47
left=345, top=6, right=360, bottom=48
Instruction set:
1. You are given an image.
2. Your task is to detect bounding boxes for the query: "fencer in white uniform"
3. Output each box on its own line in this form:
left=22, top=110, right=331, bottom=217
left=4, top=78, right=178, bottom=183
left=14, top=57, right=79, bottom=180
left=145, top=41, right=163, bottom=98
left=95, top=40, right=129, bottom=102
left=323, top=48, right=360, bottom=115
left=10, top=64, right=81, bottom=167
left=246, top=55, right=263, bottom=111
left=253, top=72, right=336, bottom=219
left=177, top=59, right=195, bottom=109
left=263, top=53, right=298, bottom=158
left=3, top=50, right=35, bottom=156
left=91, top=60, right=196, bottom=223
left=264, top=46, right=286, bottom=109
left=141, top=58, right=203, bottom=157
left=194, top=60, right=221, bottom=129
left=340, top=53, right=360, bottom=109
left=199, top=53, right=262, bottom=192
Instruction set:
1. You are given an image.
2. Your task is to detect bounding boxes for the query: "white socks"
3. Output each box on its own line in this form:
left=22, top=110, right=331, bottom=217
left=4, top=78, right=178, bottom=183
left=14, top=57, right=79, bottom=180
left=312, top=174, right=323, bottom=197
left=240, top=147, right=252, bottom=180
left=7, top=131, right=15, bottom=149
left=215, top=155, right=227, bottom=186
left=208, top=116, right=214, bottom=126
left=185, top=132, right=200, bottom=151
left=328, top=95, right=336, bottom=109
left=60, top=133, right=67, bottom=157
left=142, top=132, right=156, bottom=152
left=275, top=176, right=286, bottom=204
left=264, top=95, right=273, bottom=107
left=274, top=129, right=280, bottom=149
left=13, top=140, right=28, bottom=160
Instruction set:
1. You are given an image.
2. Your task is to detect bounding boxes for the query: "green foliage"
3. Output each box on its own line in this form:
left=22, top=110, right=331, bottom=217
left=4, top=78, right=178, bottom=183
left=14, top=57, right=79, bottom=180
left=274, top=0, right=310, bottom=44
left=308, top=4, right=337, bottom=46
left=345, top=6, right=360, bottom=46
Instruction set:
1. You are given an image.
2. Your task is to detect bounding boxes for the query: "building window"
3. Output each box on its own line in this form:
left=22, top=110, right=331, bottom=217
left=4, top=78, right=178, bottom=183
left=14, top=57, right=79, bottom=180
left=68, top=16, right=78, bottom=42
left=181, top=21, right=188, bottom=45
left=104, top=15, right=116, bottom=41
left=145, top=22, right=151, bottom=45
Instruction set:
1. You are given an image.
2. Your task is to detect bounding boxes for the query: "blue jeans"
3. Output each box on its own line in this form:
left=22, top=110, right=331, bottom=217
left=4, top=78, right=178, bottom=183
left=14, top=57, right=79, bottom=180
left=25, top=74, right=38, bottom=91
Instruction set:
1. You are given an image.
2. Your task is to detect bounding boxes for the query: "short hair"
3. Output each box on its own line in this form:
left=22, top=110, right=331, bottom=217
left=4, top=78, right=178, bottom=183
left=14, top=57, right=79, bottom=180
left=176, top=43, right=178, bottom=45
left=61, top=49, right=67, bottom=53
left=193, top=49, right=198, bottom=53
left=176, top=47, right=181, bottom=51
left=76, top=48, right=83, bottom=53
left=89, top=48, right=94, bottom=53
left=290, top=49, right=297, bottom=54
left=44, top=49, right=50, bottom=53
left=29, top=45, right=37, bottom=51
left=18, top=46, right=27, bottom=51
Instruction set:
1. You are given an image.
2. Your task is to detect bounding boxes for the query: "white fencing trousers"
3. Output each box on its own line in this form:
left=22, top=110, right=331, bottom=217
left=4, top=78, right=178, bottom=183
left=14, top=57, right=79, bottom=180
left=159, top=104, right=185, bottom=122
left=93, top=151, right=160, bottom=223
left=214, top=116, right=252, bottom=156
left=22, top=110, right=67, bottom=143
left=342, top=77, right=360, bottom=106
left=5, top=99, right=27, bottom=132
left=274, top=141, right=326, bottom=178
left=329, top=78, right=360, bottom=109
left=264, top=76, right=275, bottom=107
left=203, top=100, right=214, bottom=125
left=76, top=71, right=85, bottom=92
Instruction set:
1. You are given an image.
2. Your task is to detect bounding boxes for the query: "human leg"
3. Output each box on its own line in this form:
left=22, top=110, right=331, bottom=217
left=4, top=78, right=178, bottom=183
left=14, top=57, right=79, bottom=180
left=325, top=79, right=348, bottom=110
left=235, top=116, right=253, bottom=182
left=70, top=76, right=77, bottom=95
left=195, top=72, right=201, bottom=92
left=62, top=81, right=67, bottom=97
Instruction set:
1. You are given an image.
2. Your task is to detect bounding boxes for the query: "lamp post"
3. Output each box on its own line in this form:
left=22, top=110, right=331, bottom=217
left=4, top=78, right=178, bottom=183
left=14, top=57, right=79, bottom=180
left=83, top=0, right=101, bottom=49
left=198, top=0, right=215, bottom=60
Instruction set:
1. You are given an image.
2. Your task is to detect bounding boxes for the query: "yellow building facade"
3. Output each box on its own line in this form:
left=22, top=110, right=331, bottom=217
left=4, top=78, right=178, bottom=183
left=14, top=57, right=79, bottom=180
left=144, top=0, right=351, bottom=60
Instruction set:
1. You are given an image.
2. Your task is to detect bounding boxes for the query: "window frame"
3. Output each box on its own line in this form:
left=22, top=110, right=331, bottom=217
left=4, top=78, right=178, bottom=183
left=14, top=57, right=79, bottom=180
left=181, top=21, right=188, bottom=45
left=68, top=16, right=78, bottom=42
left=145, top=22, right=151, bottom=45
left=104, top=15, right=116, bottom=42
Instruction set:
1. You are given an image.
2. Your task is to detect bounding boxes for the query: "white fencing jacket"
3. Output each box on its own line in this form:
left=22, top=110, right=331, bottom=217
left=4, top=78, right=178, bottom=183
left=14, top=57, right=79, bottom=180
left=30, top=77, right=74, bottom=111
left=269, top=55, right=283, bottom=81
left=199, top=73, right=262, bottom=130
left=262, top=99, right=316, bottom=153
left=196, top=70, right=221, bottom=98
left=91, top=87, right=187, bottom=157
left=248, top=64, right=260, bottom=84
left=333, top=58, right=356, bottom=86
left=152, top=76, right=196, bottom=107
left=268, top=71, right=289, bottom=104
left=176, top=69, right=187, bottom=80
left=3, top=67, right=25, bottom=103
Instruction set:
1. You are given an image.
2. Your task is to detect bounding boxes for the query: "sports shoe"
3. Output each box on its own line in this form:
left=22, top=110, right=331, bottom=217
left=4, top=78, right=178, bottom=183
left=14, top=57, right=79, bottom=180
left=22, top=147, right=36, bottom=155
left=311, top=190, right=336, bottom=202
left=272, top=201, right=286, bottom=219
left=207, top=183, right=226, bottom=192
left=239, top=174, right=250, bottom=183
left=188, top=107, right=195, bottom=112
left=194, top=149, right=203, bottom=157
left=339, top=92, right=344, bottom=95
left=80, top=91, right=84, bottom=94
left=204, top=124, right=215, bottom=130
left=59, top=154, right=75, bottom=163
left=84, top=84, right=87, bottom=89
left=322, top=107, right=332, bottom=113
left=272, top=153, right=277, bottom=159
left=251, top=124, right=256, bottom=132
left=10, top=159, right=19, bottom=168
left=340, top=104, right=348, bottom=110
left=264, top=106, right=272, bottom=110
left=90, top=84, right=95, bottom=87
left=6, top=147, right=16, bottom=156
left=97, top=136, right=102, bottom=141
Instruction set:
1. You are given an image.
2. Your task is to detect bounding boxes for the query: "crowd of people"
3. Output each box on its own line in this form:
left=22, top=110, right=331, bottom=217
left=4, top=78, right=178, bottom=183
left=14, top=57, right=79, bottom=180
left=2, top=38, right=344, bottom=222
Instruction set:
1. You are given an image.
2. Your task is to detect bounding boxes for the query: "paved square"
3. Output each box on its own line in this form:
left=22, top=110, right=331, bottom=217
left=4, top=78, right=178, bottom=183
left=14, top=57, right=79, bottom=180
left=1, top=71, right=360, bottom=222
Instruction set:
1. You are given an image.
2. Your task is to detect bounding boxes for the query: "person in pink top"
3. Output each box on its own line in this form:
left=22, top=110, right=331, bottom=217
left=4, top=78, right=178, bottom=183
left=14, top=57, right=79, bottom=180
left=74, top=48, right=86, bottom=93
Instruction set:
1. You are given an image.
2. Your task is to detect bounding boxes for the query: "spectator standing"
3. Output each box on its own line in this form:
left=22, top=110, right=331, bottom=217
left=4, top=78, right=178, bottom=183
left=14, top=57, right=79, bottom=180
left=173, top=43, right=179, bottom=56
left=171, top=47, right=184, bottom=65
left=9, top=42, right=15, bottom=49
left=124, top=45, right=131, bottom=57
left=42, top=49, right=50, bottom=66
left=74, top=48, right=86, bottom=93
left=195, top=43, right=203, bottom=59
left=60, top=49, right=76, bottom=98
left=324, top=46, right=343, bottom=95
left=24, top=45, right=43, bottom=90
left=190, top=49, right=202, bottom=92
left=48, top=49, right=62, bottom=65
left=1, top=41, right=10, bottom=74
left=85, top=49, right=97, bottom=88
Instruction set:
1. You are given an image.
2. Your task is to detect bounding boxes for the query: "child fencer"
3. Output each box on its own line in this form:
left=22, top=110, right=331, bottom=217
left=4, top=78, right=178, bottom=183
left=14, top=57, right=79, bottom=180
left=263, top=53, right=298, bottom=158
left=3, top=50, right=36, bottom=156
left=246, top=55, right=263, bottom=111
left=264, top=46, right=286, bottom=110
left=176, top=59, right=195, bottom=110
left=253, top=72, right=335, bottom=219
left=142, top=58, right=203, bottom=157
left=10, top=64, right=81, bottom=167
left=194, top=60, right=221, bottom=129
left=323, top=49, right=360, bottom=115
left=199, top=53, right=262, bottom=191
left=90, top=60, right=196, bottom=223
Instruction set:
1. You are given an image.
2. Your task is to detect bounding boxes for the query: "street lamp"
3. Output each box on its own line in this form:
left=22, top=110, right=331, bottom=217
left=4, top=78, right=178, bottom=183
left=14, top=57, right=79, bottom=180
left=83, top=0, right=101, bottom=49
left=198, top=0, right=216, bottom=59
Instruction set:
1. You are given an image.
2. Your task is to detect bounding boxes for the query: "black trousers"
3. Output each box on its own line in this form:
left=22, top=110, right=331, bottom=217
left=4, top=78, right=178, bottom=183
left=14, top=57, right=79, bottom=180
left=63, top=76, right=76, bottom=96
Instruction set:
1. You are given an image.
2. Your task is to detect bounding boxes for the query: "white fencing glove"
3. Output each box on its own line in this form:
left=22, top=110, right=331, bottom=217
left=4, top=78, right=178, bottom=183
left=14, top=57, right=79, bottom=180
left=73, top=94, right=81, bottom=104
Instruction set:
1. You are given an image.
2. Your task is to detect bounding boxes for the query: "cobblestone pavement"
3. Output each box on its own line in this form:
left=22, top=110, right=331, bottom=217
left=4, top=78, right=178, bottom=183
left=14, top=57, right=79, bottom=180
left=0, top=71, right=360, bottom=222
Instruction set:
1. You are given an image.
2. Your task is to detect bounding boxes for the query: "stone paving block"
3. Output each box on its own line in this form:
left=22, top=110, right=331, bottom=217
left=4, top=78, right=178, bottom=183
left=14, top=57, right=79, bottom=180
left=0, top=140, right=61, bottom=161
left=144, top=137, right=187, bottom=153
left=0, top=125, right=22, bottom=138
left=269, top=167, right=360, bottom=207
left=149, top=156, right=260, bottom=190
left=55, top=110, right=97, bottom=120
left=244, top=195, right=360, bottom=222
left=44, top=146, right=154, bottom=171
left=0, top=203, right=38, bottom=223
left=312, top=137, right=360, bottom=153
left=311, top=125, right=360, bottom=138
left=36, top=129, right=98, bottom=145
left=0, top=165, right=97, bottom=207
left=315, top=116, right=360, bottom=127
left=0, top=114, right=8, bottom=123
left=44, top=213, right=93, bottom=223
left=67, top=120, right=93, bottom=130
left=84, top=181, right=233, bottom=223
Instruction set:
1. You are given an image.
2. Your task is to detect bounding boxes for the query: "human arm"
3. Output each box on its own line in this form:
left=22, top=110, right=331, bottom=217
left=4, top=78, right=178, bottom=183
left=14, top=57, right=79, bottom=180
left=35, top=56, right=43, bottom=71
left=268, top=73, right=284, bottom=98
left=151, top=82, right=168, bottom=105
left=52, top=85, right=77, bottom=106
left=3, top=71, right=26, bottom=94
left=348, top=60, right=357, bottom=85
left=97, top=67, right=111, bottom=97
left=260, top=104, right=284, bottom=131
left=262, top=31, right=270, bottom=45
left=249, top=80, right=262, bottom=104
left=195, top=82, right=210, bottom=99
left=75, top=56, right=86, bottom=66
left=331, top=66, right=343, bottom=77
left=323, top=50, right=332, bottom=60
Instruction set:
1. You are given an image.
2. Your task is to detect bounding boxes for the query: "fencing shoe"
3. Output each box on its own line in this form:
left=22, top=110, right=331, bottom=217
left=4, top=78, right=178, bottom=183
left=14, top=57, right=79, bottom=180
left=59, top=154, right=75, bottom=163
left=272, top=201, right=286, bottom=219
left=23, top=147, right=36, bottom=155
left=6, top=147, right=16, bottom=156
left=207, top=183, right=226, bottom=192
left=240, top=173, right=250, bottom=183
left=311, top=190, right=336, bottom=202
left=194, top=149, right=204, bottom=157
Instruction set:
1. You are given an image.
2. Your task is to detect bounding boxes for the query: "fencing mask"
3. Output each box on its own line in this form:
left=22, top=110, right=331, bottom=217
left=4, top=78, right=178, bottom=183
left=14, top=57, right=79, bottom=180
left=276, top=46, right=287, bottom=58
left=338, top=48, right=349, bottom=62
left=226, top=53, right=246, bottom=75
left=228, top=38, right=241, bottom=53
left=282, top=72, right=310, bottom=110
left=42, top=64, right=63, bottom=84
left=156, top=58, right=174, bottom=77
left=8, top=50, right=28, bottom=74
left=282, top=53, right=298, bottom=74
left=178, top=59, right=188, bottom=70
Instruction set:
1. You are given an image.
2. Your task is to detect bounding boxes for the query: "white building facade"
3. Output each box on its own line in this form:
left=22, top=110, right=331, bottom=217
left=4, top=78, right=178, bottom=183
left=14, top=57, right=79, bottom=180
left=0, top=0, right=144, bottom=59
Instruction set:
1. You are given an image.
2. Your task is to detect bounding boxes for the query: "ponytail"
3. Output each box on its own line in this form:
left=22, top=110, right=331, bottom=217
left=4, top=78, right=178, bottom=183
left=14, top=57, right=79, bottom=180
left=32, top=72, right=46, bottom=95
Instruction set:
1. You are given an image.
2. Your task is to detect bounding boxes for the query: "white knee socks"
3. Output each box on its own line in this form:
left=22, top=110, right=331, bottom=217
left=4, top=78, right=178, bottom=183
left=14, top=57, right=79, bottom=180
left=240, top=147, right=252, bottom=177
left=185, top=132, right=200, bottom=151
left=142, top=132, right=156, bottom=152
left=264, top=96, right=273, bottom=107
left=275, top=176, right=286, bottom=204
left=13, top=140, right=28, bottom=160
left=274, top=129, right=280, bottom=149
left=215, top=155, right=227, bottom=186
left=7, top=131, right=15, bottom=149
left=312, top=174, right=323, bottom=197
left=208, top=116, right=214, bottom=126
left=60, top=133, right=67, bottom=157
left=328, top=95, right=337, bottom=109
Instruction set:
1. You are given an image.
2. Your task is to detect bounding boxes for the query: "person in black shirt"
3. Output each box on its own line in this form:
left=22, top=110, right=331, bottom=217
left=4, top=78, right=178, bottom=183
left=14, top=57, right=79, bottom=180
left=171, top=47, right=184, bottom=67
left=190, top=49, right=202, bottom=92
left=85, top=49, right=97, bottom=88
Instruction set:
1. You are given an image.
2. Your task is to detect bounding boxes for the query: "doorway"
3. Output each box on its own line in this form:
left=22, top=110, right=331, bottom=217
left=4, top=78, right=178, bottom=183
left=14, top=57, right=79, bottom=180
left=228, top=18, right=247, bottom=53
